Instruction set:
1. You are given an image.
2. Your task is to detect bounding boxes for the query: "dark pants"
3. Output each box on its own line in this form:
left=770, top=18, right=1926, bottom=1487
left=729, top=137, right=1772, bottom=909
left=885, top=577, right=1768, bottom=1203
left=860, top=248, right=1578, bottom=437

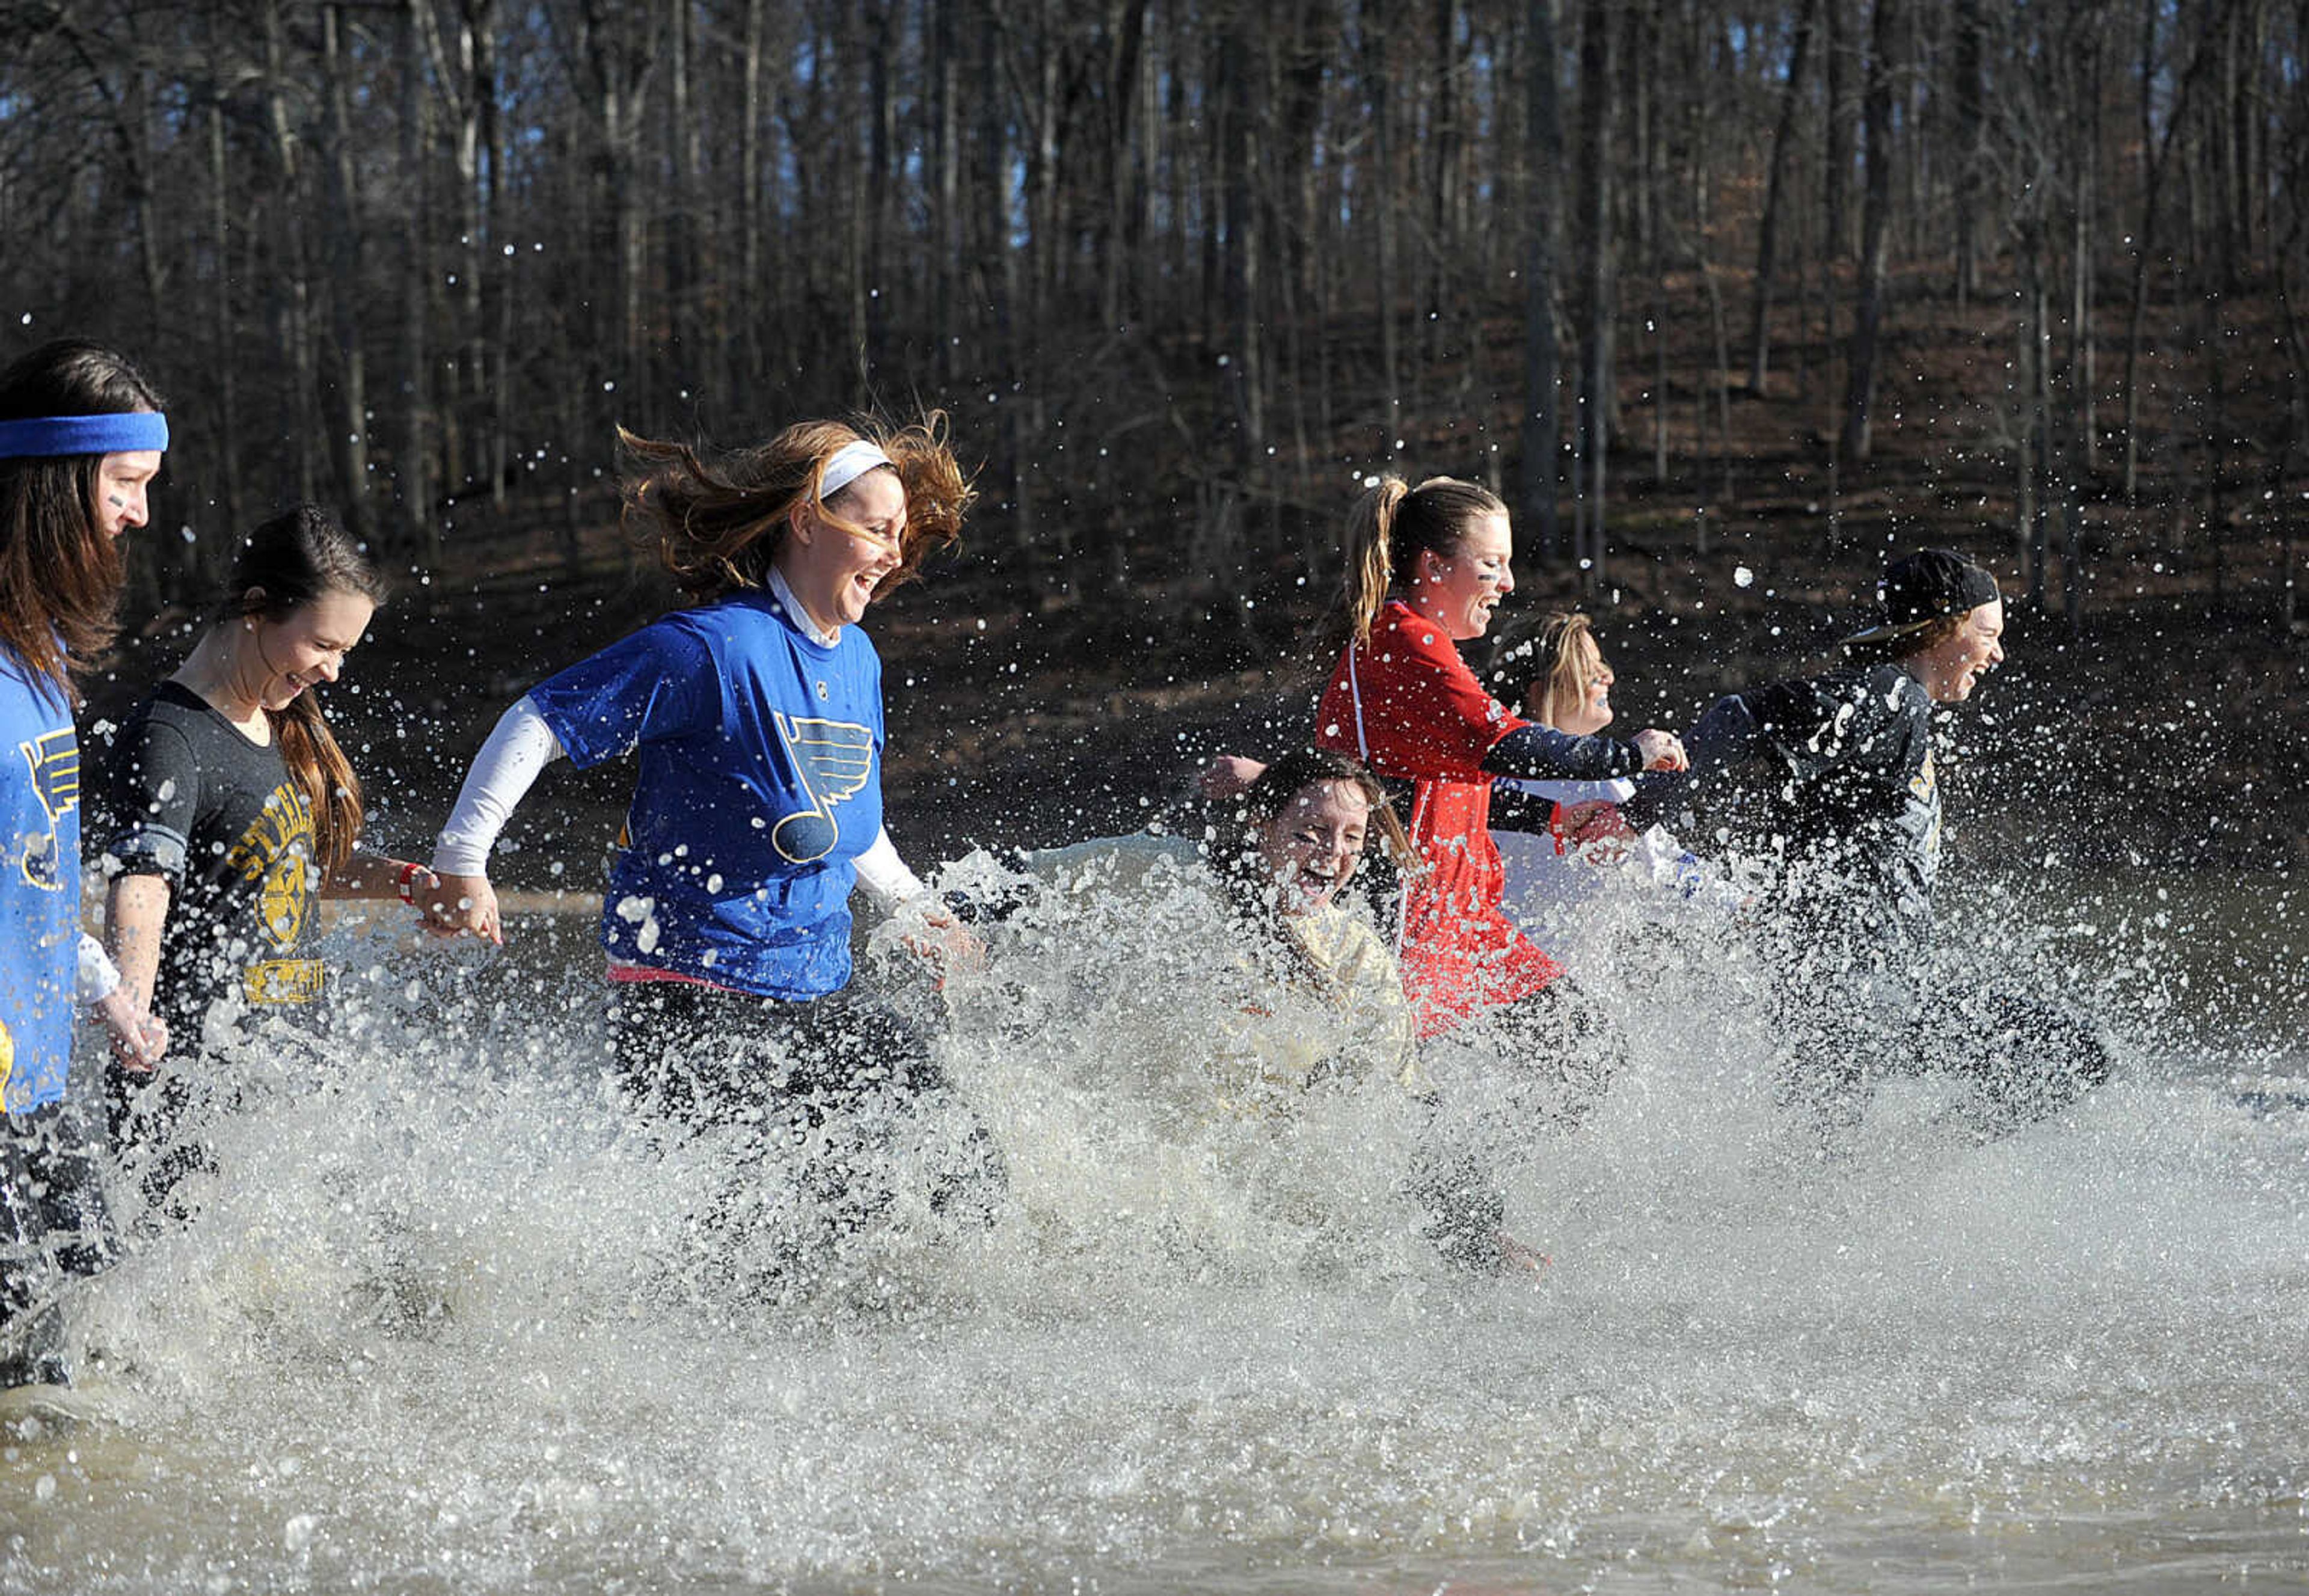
left=605, top=980, right=1003, bottom=1272
left=106, top=1066, right=214, bottom=1227
left=1, top=1101, right=114, bottom=1390
left=1450, top=975, right=1629, bottom=1128
left=1773, top=941, right=2114, bottom=1138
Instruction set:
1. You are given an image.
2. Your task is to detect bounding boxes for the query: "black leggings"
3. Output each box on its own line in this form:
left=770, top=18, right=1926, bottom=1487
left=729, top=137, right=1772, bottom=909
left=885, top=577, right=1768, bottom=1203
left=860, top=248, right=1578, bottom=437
left=2, top=1100, right=113, bottom=1389
left=605, top=979, right=1004, bottom=1244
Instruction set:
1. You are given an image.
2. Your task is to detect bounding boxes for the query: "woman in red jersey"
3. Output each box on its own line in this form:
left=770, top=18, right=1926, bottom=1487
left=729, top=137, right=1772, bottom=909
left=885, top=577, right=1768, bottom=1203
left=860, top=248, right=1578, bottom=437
left=1213, top=474, right=1686, bottom=1096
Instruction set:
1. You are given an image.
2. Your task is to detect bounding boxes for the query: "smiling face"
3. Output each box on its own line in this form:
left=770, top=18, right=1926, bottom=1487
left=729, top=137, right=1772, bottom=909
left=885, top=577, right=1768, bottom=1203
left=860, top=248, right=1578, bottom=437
left=1252, top=779, right=1372, bottom=916
left=91, top=449, right=162, bottom=539
left=783, top=464, right=907, bottom=633
left=1910, top=598, right=2006, bottom=703
left=239, top=588, right=376, bottom=712
left=1408, top=511, right=1513, bottom=642
left=1534, top=630, right=1615, bottom=735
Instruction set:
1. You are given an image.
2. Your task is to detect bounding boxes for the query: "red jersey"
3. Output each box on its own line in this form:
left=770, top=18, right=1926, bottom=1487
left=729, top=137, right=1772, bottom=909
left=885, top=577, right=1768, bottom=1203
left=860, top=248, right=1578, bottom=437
left=1316, top=600, right=1565, bottom=1037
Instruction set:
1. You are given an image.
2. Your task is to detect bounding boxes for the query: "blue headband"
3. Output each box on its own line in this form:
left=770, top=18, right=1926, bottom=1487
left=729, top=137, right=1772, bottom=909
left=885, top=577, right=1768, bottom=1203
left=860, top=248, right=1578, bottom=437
left=0, top=411, right=170, bottom=460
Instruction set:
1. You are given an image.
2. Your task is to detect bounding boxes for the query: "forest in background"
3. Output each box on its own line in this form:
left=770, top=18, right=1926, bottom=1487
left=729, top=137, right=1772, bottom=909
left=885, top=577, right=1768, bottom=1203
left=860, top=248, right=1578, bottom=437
left=4, top=0, right=2307, bottom=866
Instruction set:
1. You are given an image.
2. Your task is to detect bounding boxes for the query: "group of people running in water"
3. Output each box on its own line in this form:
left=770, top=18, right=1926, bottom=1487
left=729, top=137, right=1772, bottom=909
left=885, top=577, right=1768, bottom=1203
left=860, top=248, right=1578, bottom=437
left=1, top=337, right=2112, bottom=1392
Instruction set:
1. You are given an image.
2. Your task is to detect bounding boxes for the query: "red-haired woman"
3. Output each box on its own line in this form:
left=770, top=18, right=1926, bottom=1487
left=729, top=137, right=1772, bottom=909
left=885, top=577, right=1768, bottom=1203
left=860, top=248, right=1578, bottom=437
left=424, top=416, right=996, bottom=1242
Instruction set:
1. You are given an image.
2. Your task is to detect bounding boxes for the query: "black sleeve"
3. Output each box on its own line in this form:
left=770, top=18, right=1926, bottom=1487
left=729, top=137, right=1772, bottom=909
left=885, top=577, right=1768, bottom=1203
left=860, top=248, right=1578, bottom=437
left=1487, top=781, right=1557, bottom=836
left=99, top=718, right=201, bottom=882
left=1621, top=692, right=1761, bottom=830
left=1478, top=723, right=1642, bottom=782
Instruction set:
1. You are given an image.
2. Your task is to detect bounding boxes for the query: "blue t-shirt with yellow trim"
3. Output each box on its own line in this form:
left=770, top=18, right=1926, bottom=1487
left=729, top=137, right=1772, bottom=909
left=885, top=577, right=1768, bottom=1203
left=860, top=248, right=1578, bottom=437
left=1, top=651, right=81, bottom=1113
left=527, top=587, right=885, bottom=1001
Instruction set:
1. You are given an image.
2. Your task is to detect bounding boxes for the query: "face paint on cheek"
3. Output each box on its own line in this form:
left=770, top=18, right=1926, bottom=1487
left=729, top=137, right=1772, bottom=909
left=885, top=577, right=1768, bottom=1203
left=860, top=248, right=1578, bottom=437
left=107, top=496, right=126, bottom=509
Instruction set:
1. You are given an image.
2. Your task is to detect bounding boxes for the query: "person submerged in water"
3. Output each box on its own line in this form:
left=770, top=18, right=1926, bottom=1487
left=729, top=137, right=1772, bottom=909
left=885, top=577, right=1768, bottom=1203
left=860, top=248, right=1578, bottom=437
left=1019, top=748, right=1542, bottom=1273
left=1624, top=547, right=2112, bottom=1135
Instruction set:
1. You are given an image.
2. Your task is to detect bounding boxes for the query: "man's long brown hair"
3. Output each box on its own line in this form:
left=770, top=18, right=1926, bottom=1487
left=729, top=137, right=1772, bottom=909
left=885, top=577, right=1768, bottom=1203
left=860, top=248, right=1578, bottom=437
left=0, top=340, right=165, bottom=704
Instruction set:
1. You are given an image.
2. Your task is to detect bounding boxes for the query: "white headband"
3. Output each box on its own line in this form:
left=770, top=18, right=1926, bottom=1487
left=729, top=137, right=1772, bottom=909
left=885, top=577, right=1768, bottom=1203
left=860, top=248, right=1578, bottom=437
left=819, top=439, right=894, bottom=500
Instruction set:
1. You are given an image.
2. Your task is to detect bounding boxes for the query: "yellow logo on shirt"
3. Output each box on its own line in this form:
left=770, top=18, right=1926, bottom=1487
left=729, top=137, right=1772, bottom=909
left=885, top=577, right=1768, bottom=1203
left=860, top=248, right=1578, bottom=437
left=14, top=729, right=77, bottom=892
left=245, top=958, right=325, bottom=1005
left=0, top=1018, right=16, bottom=1109
left=225, top=781, right=316, bottom=953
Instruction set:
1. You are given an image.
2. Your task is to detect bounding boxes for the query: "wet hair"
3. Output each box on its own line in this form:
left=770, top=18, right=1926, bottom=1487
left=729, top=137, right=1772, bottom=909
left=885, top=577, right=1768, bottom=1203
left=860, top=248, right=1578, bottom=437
left=1203, top=748, right=1411, bottom=989
left=1842, top=611, right=1966, bottom=668
left=219, top=505, right=387, bottom=874
left=1505, top=612, right=1608, bottom=729
left=1212, top=747, right=1411, bottom=894
left=619, top=412, right=974, bottom=604
left=0, top=339, right=165, bottom=702
left=1332, top=474, right=1507, bottom=649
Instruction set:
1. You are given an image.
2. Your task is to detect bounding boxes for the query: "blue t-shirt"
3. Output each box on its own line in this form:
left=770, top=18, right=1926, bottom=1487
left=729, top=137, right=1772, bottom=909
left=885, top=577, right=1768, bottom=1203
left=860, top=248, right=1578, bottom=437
left=527, top=588, right=886, bottom=1001
left=1, top=651, right=81, bottom=1113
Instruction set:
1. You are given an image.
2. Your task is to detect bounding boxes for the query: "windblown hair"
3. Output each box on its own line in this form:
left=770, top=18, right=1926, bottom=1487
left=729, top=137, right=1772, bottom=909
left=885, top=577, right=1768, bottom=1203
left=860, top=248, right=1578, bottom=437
left=1331, top=474, right=1506, bottom=651
left=1841, top=610, right=1966, bottom=668
left=219, top=505, right=387, bottom=874
left=0, top=340, right=165, bottom=704
left=619, top=411, right=974, bottom=605
left=1505, top=612, right=1607, bottom=730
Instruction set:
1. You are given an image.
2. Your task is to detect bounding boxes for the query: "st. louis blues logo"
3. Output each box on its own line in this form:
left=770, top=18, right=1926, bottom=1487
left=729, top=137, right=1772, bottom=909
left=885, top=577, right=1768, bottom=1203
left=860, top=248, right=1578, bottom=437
left=14, top=729, right=77, bottom=891
left=770, top=711, right=874, bottom=862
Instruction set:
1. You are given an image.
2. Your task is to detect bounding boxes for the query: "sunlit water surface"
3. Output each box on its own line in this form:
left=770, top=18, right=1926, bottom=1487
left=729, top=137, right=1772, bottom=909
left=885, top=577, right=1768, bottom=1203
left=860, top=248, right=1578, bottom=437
left=4, top=864, right=2304, bottom=1594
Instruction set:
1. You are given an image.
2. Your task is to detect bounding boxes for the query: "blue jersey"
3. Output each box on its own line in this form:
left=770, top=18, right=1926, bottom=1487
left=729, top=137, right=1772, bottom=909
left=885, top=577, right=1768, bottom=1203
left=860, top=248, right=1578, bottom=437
left=1, top=651, right=81, bottom=1113
left=528, top=588, right=886, bottom=1001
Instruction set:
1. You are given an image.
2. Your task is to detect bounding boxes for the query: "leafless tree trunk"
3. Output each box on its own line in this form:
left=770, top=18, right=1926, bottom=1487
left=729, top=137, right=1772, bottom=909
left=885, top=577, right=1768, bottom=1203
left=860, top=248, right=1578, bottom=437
left=1838, top=0, right=1899, bottom=462
left=1749, top=0, right=1815, bottom=396
left=1573, top=0, right=1613, bottom=591
left=1521, top=0, right=1565, bottom=560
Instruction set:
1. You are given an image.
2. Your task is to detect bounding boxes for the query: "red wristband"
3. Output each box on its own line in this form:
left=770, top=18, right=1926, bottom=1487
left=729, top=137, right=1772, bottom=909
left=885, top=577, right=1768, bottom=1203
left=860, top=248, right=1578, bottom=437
left=396, top=861, right=424, bottom=904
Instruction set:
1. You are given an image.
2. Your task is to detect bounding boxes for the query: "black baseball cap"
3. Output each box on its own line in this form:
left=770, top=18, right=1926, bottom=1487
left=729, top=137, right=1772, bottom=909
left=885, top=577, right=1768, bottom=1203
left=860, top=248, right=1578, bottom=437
left=1840, top=548, right=2000, bottom=646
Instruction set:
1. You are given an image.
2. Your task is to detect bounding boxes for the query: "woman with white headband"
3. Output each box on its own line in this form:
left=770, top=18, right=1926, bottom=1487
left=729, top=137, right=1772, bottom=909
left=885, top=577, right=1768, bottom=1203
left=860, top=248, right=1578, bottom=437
left=0, top=339, right=171, bottom=1390
left=425, top=417, right=995, bottom=1247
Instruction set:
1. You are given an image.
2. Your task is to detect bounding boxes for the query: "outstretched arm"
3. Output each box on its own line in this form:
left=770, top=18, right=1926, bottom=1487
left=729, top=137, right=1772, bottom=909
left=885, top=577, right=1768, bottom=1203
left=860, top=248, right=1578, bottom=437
left=1480, top=723, right=1687, bottom=782
left=102, top=877, right=173, bottom=1072
left=323, top=853, right=441, bottom=906
left=1620, top=693, right=1761, bottom=830
left=425, top=696, right=566, bottom=944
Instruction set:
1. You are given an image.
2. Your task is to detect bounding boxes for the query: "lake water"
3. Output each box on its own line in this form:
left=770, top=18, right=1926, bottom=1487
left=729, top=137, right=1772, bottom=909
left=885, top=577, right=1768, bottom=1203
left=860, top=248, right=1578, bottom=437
left=4, top=862, right=2304, bottom=1593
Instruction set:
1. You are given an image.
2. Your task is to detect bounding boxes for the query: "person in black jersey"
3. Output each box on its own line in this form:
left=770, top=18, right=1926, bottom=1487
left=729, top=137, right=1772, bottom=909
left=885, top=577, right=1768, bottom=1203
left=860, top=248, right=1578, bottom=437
left=1627, top=549, right=2111, bottom=1137
left=97, top=506, right=438, bottom=1215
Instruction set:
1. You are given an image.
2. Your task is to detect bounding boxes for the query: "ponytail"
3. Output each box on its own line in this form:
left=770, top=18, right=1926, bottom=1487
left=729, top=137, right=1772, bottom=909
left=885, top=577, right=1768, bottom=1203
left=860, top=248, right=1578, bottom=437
left=1328, top=473, right=1508, bottom=651
left=271, top=693, right=363, bottom=874
left=1337, top=476, right=1411, bottom=650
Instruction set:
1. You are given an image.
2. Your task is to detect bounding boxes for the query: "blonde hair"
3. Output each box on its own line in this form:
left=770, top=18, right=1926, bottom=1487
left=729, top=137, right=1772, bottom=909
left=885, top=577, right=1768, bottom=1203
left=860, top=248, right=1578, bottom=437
left=1332, top=474, right=1507, bottom=649
left=620, top=411, right=974, bottom=604
left=1515, top=612, right=1608, bottom=729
